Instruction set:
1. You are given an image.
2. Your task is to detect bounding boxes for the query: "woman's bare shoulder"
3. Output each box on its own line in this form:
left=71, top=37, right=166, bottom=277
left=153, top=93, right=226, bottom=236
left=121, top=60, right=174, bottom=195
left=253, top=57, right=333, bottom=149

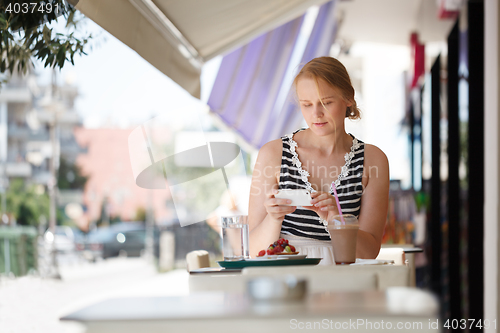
left=252, top=139, right=283, bottom=185
left=363, top=143, right=389, bottom=167
left=363, top=143, right=389, bottom=181
left=256, top=139, right=283, bottom=166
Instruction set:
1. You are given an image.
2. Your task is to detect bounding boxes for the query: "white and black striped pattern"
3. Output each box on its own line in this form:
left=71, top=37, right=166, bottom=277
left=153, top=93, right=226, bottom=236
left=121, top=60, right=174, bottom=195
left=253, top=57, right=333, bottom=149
left=279, top=128, right=364, bottom=241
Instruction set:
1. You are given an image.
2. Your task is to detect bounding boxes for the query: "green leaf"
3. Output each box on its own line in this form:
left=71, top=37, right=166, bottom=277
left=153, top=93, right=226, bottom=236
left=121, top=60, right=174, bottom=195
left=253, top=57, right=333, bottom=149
left=42, top=47, right=50, bottom=58
left=34, top=40, right=43, bottom=51
left=56, top=46, right=65, bottom=65
left=44, top=53, right=55, bottom=68
left=24, top=33, right=36, bottom=48
left=66, top=10, right=75, bottom=28
left=42, top=25, right=51, bottom=44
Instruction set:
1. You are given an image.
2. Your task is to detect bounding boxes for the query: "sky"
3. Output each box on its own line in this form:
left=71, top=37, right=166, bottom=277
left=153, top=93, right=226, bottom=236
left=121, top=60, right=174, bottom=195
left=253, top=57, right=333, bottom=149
left=35, top=17, right=217, bottom=129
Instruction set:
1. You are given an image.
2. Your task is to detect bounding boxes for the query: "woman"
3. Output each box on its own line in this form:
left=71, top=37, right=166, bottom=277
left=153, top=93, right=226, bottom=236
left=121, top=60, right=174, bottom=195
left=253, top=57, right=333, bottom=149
left=248, top=56, right=389, bottom=264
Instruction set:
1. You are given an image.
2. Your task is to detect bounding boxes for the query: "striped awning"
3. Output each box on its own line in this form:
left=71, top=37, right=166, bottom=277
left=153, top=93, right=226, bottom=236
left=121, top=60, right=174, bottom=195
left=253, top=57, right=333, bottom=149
left=207, top=0, right=338, bottom=149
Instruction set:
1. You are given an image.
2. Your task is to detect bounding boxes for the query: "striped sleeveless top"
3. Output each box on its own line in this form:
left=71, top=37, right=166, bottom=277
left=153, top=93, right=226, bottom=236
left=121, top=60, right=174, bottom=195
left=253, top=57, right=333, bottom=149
left=279, top=128, right=365, bottom=241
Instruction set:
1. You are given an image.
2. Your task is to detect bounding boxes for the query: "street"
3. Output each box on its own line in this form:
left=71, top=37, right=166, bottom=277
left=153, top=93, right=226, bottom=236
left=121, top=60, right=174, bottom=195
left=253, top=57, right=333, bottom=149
left=0, top=256, right=189, bottom=333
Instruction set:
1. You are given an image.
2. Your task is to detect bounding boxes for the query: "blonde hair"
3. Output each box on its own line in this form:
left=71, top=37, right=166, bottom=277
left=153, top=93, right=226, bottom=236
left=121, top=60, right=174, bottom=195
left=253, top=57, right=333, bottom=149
left=293, top=56, right=361, bottom=120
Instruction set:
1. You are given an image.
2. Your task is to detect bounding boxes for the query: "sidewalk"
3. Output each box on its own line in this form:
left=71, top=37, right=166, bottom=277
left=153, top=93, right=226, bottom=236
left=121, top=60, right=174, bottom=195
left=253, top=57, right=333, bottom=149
left=0, top=257, right=189, bottom=333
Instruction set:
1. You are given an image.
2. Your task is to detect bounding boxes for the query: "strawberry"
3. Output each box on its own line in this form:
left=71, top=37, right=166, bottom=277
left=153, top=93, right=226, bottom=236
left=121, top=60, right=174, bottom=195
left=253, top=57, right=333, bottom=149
left=274, top=245, right=284, bottom=253
left=267, top=249, right=274, bottom=255
left=258, top=250, right=266, bottom=257
left=290, top=245, right=296, bottom=252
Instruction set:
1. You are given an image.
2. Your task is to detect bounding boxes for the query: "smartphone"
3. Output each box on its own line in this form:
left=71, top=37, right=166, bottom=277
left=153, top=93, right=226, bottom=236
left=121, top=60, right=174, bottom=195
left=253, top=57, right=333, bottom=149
left=275, top=189, right=312, bottom=206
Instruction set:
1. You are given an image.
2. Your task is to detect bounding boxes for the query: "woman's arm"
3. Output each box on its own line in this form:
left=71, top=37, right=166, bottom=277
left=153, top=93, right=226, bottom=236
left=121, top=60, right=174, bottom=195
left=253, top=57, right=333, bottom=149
left=356, top=144, right=390, bottom=258
left=248, top=140, right=296, bottom=258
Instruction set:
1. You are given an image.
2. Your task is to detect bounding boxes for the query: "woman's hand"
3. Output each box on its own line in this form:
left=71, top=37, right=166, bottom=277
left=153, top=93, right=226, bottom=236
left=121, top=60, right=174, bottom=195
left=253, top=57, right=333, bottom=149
left=264, top=190, right=297, bottom=222
left=304, top=191, right=340, bottom=221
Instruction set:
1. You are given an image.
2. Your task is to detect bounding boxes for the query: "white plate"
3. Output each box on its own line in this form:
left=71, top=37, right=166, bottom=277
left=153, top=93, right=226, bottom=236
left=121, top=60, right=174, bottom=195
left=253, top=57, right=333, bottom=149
left=246, top=257, right=289, bottom=261
left=276, top=254, right=307, bottom=260
left=252, top=254, right=307, bottom=260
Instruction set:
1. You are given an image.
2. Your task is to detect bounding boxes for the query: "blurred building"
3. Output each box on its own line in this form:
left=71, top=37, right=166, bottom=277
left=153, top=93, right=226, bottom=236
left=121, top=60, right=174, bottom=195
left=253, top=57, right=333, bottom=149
left=0, top=72, right=85, bottom=205
left=74, top=128, right=175, bottom=230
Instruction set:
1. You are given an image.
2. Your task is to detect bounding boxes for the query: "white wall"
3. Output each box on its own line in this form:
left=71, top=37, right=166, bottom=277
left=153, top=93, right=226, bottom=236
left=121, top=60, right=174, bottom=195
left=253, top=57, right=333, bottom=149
left=343, top=42, right=412, bottom=187
left=484, top=0, right=499, bottom=331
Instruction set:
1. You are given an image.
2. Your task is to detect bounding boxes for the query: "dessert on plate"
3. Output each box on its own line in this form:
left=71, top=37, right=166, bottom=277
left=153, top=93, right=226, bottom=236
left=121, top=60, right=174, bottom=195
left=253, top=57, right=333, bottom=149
left=257, top=238, right=298, bottom=257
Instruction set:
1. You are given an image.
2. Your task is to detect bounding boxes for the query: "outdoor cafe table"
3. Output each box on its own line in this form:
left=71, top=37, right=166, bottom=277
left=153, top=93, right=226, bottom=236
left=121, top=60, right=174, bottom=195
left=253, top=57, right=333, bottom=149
left=188, top=246, right=422, bottom=293
left=60, top=287, right=439, bottom=333
left=188, top=263, right=412, bottom=293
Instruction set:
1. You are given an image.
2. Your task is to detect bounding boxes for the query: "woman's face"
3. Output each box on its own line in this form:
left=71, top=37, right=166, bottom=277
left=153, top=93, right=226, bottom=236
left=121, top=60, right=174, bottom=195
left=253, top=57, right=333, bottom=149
left=296, top=76, right=351, bottom=135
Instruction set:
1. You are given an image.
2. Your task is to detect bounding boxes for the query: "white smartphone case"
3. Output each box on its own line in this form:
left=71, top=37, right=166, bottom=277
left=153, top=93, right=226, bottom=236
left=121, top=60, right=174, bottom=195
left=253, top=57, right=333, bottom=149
left=275, top=189, right=312, bottom=206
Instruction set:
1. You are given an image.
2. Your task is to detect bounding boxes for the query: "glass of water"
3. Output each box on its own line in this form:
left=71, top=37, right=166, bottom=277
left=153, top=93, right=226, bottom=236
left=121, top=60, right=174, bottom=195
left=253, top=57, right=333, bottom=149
left=221, top=215, right=249, bottom=261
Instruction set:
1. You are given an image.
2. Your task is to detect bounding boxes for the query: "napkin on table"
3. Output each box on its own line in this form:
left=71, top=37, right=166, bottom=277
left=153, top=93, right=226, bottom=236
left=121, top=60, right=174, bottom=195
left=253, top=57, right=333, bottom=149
left=350, top=258, right=395, bottom=265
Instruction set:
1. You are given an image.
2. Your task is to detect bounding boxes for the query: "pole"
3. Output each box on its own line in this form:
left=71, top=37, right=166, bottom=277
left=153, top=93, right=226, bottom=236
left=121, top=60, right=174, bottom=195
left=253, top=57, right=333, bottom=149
left=4, top=238, right=10, bottom=275
left=49, top=120, right=56, bottom=236
left=49, top=70, right=57, bottom=238
left=146, top=190, right=154, bottom=263
left=0, top=102, right=7, bottom=222
left=46, top=70, right=61, bottom=279
left=47, top=119, right=60, bottom=279
left=0, top=100, right=10, bottom=276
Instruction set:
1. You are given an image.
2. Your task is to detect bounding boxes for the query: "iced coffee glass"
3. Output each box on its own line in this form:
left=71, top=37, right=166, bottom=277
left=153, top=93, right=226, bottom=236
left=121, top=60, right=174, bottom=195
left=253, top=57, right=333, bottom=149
left=327, top=214, right=359, bottom=265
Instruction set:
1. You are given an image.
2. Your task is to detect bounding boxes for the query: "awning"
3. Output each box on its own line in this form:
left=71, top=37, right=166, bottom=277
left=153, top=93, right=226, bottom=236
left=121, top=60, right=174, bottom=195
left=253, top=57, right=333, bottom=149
left=76, top=0, right=330, bottom=98
left=208, top=1, right=339, bottom=149
left=207, top=15, right=304, bottom=148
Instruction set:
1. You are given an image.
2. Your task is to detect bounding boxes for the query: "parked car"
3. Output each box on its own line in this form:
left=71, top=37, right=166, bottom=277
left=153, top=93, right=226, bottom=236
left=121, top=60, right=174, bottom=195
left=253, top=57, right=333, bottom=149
left=44, top=226, right=76, bottom=253
left=80, top=222, right=156, bottom=261
left=78, top=227, right=109, bottom=262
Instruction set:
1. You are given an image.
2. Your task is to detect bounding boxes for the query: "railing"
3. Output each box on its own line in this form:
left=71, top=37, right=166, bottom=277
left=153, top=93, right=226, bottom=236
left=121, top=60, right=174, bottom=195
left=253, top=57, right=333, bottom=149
left=0, top=226, right=38, bottom=277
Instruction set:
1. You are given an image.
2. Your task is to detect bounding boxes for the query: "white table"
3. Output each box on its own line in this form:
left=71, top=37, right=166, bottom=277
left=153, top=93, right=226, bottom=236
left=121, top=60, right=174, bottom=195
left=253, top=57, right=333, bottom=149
left=189, top=264, right=411, bottom=293
left=61, top=287, right=439, bottom=333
